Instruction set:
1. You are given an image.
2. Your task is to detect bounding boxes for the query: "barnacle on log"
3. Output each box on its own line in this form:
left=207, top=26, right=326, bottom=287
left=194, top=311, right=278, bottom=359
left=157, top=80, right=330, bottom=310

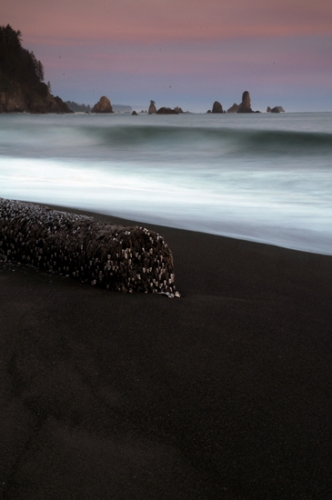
left=0, top=198, right=179, bottom=297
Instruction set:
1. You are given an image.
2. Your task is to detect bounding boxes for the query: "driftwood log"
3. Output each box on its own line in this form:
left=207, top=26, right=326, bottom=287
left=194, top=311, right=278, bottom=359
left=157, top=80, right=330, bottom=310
left=0, top=198, right=179, bottom=297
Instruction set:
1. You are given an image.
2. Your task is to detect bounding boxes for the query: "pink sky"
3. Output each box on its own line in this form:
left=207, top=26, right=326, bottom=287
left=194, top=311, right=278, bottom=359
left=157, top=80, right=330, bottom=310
left=3, top=0, right=332, bottom=110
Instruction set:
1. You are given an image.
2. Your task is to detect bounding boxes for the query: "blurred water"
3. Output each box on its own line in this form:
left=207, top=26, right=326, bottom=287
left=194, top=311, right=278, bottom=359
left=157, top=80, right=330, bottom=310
left=0, top=112, right=331, bottom=255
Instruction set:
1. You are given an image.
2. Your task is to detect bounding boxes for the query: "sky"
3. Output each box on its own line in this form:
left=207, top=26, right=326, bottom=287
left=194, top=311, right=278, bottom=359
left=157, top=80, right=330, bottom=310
left=2, top=0, right=332, bottom=111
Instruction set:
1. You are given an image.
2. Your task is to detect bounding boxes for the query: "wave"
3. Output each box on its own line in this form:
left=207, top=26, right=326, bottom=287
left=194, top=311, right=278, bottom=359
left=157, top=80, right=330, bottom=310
left=238, top=129, right=332, bottom=154
left=1, top=113, right=331, bottom=255
left=80, top=124, right=332, bottom=155
left=2, top=114, right=332, bottom=160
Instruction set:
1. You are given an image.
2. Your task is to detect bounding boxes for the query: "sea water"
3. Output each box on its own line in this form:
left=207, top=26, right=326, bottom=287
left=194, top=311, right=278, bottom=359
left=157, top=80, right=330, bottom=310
left=0, top=112, right=331, bottom=255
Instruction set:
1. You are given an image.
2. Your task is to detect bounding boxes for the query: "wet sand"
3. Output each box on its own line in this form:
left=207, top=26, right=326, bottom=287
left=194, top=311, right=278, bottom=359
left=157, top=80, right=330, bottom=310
left=1, top=206, right=332, bottom=499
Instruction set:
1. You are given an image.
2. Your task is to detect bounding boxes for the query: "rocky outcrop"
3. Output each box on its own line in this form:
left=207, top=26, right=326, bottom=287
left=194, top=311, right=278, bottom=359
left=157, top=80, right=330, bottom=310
left=92, top=96, right=113, bottom=113
left=267, top=106, right=285, bottom=113
left=54, top=96, right=72, bottom=113
left=0, top=198, right=180, bottom=298
left=227, top=103, right=240, bottom=113
left=156, top=107, right=180, bottom=115
left=0, top=86, right=71, bottom=113
left=174, top=106, right=183, bottom=113
left=132, top=110, right=138, bottom=115
left=0, top=88, right=26, bottom=112
left=148, top=100, right=157, bottom=114
left=212, top=101, right=223, bottom=113
left=237, top=91, right=253, bottom=113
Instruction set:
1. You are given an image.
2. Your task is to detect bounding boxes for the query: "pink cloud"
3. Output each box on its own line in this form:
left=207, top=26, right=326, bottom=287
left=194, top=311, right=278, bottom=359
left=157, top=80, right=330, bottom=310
left=3, top=0, right=332, bottom=44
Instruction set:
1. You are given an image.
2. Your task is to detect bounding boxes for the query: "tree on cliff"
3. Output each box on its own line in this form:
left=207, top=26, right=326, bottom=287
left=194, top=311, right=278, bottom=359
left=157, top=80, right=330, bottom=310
left=0, top=25, right=22, bottom=49
left=0, top=24, right=45, bottom=92
left=0, top=25, right=70, bottom=113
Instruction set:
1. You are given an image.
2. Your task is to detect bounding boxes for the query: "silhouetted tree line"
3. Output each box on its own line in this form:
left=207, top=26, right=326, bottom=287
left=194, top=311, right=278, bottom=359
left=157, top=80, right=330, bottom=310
left=0, top=24, right=48, bottom=96
left=65, top=101, right=91, bottom=112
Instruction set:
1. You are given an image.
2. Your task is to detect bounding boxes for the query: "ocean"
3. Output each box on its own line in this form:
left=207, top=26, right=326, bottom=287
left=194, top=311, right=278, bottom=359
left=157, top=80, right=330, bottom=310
left=0, top=111, right=331, bottom=255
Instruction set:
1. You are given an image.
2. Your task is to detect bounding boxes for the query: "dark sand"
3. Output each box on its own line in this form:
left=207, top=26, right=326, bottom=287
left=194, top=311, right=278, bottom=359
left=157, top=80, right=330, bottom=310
left=1, top=207, right=332, bottom=499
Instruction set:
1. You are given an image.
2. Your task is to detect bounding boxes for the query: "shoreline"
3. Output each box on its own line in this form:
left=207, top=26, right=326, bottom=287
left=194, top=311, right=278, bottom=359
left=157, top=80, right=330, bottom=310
left=2, top=110, right=332, bottom=259
left=19, top=199, right=332, bottom=258
left=1, top=202, right=332, bottom=498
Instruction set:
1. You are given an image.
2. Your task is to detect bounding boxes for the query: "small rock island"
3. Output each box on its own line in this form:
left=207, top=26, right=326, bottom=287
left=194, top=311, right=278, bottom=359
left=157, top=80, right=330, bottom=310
left=92, top=96, right=113, bottom=113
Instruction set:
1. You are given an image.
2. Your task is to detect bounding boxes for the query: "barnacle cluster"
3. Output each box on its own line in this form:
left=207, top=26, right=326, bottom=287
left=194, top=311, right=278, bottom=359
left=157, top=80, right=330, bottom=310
left=0, top=198, right=179, bottom=297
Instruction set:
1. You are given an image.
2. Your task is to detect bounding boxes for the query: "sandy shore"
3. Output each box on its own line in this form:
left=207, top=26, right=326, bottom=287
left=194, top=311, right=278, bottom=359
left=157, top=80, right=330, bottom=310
left=1, top=206, right=332, bottom=499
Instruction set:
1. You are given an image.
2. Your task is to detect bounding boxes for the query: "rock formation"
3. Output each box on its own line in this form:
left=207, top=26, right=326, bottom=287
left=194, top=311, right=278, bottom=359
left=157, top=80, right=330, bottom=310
left=148, top=100, right=157, bottom=114
left=237, top=91, right=253, bottom=113
left=0, top=198, right=180, bottom=298
left=156, top=107, right=180, bottom=115
left=267, top=106, right=285, bottom=113
left=227, top=103, right=240, bottom=113
left=0, top=88, right=71, bottom=114
left=132, top=110, right=138, bottom=115
left=212, top=101, right=223, bottom=113
left=92, top=96, right=113, bottom=113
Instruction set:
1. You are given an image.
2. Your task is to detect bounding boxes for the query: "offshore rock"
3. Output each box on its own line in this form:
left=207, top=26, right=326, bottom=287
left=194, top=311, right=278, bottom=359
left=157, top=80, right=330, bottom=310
left=227, top=103, right=240, bottom=113
left=92, top=96, right=113, bottom=113
left=267, top=106, right=285, bottom=113
left=156, top=107, right=180, bottom=115
left=0, top=198, right=179, bottom=298
left=148, top=100, right=157, bottom=114
left=212, top=101, right=223, bottom=113
left=237, top=91, right=253, bottom=113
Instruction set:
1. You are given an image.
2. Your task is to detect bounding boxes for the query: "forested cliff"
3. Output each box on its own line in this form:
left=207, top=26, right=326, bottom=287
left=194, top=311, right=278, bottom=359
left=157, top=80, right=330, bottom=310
left=0, top=25, right=71, bottom=113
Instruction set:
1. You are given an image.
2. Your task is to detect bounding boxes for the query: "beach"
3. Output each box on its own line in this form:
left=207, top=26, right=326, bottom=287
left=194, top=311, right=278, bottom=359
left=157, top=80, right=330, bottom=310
left=1, top=206, right=332, bottom=499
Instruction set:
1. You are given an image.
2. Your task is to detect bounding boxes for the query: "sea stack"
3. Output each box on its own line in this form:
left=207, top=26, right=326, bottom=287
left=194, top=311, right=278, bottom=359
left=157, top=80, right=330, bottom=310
left=227, top=103, right=240, bottom=113
left=237, top=91, right=253, bottom=113
left=92, top=96, right=113, bottom=113
left=267, top=106, right=285, bottom=113
left=156, top=107, right=179, bottom=115
left=148, top=100, right=157, bottom=114
left=0, top=198, right=179, bottom=298
left=212, top=101, right=223, bottom=113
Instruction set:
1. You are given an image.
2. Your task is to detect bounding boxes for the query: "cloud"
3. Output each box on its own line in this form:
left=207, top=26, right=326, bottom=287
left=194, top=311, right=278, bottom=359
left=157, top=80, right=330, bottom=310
left=3, top=0, right=332, bottom=44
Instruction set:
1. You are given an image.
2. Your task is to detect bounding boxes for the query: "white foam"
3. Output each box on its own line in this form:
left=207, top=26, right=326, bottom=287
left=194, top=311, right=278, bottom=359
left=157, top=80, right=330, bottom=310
left=1, top=113, right=332, bottom=256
